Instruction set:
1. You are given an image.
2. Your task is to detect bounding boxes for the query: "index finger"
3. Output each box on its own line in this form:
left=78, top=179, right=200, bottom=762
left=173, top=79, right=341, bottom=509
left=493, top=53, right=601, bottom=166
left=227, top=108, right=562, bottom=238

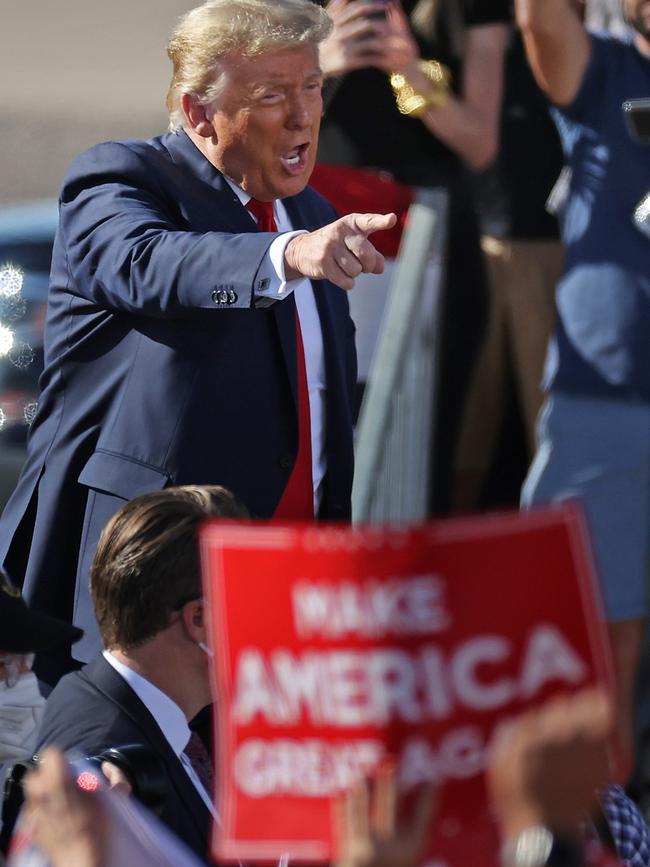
left=350, top=212, right=397, bottom=236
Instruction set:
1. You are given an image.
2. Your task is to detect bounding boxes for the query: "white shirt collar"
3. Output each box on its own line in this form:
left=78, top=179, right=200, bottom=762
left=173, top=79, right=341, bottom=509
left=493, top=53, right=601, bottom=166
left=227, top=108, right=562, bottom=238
left=102, top=650, right=191, bottom=756
left=222, top=175, right=290, bottom=229
left=223, top=174, right=251, bottom=207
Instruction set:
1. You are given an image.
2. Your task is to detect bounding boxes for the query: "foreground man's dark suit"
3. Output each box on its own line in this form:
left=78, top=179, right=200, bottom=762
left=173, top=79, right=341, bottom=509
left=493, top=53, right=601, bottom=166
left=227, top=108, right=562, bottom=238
left=0, top=131, right=356, bottom=666
left=35, top=655, right=211, bottom=860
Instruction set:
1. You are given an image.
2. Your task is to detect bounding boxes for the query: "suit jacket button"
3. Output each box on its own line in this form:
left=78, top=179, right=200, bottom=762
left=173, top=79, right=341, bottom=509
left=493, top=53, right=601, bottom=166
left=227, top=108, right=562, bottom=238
left=228, top=290, right=238, bottom=304
left=212, top=288, right=230, bottom=304
left=279, top=454, right=294, bottom=470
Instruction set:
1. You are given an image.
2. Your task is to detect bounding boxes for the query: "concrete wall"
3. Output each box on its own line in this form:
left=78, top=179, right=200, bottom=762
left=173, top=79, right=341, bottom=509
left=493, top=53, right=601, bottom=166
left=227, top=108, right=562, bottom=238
left=0, top=0, right=193, bottom=203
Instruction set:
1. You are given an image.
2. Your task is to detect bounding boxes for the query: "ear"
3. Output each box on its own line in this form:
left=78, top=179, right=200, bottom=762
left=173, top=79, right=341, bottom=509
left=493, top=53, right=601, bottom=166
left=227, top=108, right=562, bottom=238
left=181, top=93, right=214, bottom=138
left=181, top=598, right=206, bottom=644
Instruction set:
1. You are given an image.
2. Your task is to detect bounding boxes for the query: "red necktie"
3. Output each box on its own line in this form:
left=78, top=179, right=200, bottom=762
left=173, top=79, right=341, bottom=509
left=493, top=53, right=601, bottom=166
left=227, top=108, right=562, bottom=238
left=183, top=731, right=214, bottom=796
left=246, top=199, right=314, bottom=519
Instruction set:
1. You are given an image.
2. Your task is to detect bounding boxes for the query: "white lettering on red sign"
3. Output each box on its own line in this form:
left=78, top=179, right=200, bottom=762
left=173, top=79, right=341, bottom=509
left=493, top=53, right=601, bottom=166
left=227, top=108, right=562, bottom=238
left=232, top=624, right=587, bottom=727
left=292, top=576, right=451, bottom=639
left=232, top=729, right=491, bottom=798
left=233, top=738, right=384, bottom=797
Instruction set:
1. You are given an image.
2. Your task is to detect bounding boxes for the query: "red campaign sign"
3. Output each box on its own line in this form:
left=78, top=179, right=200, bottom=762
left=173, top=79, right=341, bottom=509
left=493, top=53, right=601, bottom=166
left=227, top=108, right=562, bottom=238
left=199, top=503, right=615, bottom=867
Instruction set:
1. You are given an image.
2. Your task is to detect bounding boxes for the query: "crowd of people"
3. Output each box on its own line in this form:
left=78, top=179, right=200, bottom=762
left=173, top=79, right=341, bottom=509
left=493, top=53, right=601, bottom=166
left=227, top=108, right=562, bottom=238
left=0, top=0, right=649, bottom=864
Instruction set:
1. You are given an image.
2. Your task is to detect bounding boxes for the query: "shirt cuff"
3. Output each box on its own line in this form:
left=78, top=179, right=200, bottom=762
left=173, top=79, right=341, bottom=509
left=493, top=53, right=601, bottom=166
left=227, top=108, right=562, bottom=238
left=253, top=230, right=309, bottom=308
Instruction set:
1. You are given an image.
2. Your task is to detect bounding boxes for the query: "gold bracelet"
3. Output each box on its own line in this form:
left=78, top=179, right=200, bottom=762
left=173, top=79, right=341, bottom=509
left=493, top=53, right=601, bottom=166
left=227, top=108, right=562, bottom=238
left=389, top=59, right=451, bottom=118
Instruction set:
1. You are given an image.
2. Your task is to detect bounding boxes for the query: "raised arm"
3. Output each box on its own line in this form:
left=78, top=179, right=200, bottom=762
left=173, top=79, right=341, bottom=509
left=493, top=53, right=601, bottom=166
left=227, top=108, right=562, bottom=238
left=515, top=0, right=592, bottom=106
left=416, top=22, right=508, bottom=171
left=372, top=4, right=508, bottom=171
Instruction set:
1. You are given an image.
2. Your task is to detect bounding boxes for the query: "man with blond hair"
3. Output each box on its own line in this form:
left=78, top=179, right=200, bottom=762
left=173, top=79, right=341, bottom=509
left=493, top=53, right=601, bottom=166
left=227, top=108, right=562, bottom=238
left=0, top=0, right=396, bottom=685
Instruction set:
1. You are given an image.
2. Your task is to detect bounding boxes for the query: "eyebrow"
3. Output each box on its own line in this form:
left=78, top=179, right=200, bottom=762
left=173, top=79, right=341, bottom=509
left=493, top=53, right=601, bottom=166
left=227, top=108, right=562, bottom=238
left=254, top=69, right=323, bottom=88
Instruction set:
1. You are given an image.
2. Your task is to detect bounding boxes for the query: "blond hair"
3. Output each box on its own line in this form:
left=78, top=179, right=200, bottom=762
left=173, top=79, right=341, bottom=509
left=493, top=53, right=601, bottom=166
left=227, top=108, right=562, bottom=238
left=166, top=0, right=332, bottom=131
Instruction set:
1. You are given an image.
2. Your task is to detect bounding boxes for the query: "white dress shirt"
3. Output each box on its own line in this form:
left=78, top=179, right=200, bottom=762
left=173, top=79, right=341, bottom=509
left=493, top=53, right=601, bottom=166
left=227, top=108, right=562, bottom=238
left=102, top=650, right=216, bottom=818
left=224, top=176, right=327, bottom=513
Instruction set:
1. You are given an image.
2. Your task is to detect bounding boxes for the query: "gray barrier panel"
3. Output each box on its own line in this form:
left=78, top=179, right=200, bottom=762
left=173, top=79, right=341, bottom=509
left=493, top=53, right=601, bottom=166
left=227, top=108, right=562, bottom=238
left=352, top=189, right=448, bottom=524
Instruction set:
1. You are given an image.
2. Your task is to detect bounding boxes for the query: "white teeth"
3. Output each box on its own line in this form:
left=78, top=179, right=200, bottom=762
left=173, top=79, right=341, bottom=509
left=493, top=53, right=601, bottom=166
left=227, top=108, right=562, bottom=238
left=285, top=155, right=300, bottom=165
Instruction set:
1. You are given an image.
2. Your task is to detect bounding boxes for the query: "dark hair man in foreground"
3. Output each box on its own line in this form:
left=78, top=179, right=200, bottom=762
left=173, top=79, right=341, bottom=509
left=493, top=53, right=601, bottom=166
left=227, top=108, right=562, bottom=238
left=34, top=485, right=247, bottom=861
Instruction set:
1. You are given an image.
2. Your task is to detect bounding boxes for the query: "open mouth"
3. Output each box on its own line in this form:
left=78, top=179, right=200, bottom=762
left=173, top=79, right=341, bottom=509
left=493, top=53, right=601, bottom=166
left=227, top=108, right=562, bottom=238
left=280, top=143, right=309, bottom=172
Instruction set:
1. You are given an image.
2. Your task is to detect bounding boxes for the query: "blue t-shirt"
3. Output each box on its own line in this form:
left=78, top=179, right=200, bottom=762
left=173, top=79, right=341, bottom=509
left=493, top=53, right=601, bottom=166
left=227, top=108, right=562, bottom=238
left=545, top=34, right=650, bottom=400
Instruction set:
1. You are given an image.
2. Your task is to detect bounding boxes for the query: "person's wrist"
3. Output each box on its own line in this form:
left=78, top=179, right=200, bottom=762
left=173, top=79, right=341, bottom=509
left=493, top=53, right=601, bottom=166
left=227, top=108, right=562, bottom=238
left=499, top=805, right=585, bottom=846
left=501, top=828, right=585, bottom=867
left=398, top=57, right=424, bottom=82
left=283, top=235, right=303, bottom=281
left=499, top=808, right=545, bottom=842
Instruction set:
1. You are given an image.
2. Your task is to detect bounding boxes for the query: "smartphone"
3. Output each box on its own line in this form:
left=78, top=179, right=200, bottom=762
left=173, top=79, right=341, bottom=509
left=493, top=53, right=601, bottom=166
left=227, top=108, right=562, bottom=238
left=622, top=98, right=650, bottom=143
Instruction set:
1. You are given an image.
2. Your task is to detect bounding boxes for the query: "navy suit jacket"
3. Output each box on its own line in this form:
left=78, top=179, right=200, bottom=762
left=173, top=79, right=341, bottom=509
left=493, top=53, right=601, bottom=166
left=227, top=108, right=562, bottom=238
left=0, top=131, right=356, bottom=664
left=35, top=655, right=212, bottom=862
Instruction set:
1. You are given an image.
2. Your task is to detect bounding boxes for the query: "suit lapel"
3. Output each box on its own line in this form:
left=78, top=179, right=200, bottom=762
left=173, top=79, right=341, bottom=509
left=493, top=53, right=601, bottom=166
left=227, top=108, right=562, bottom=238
left=86, top=657, right=211, bottom=847
left=161, top=130, right=255, bottom=235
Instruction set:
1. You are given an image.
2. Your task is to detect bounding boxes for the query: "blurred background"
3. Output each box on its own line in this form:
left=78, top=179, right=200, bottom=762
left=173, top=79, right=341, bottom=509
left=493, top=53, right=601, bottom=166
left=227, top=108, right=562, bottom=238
left=0, top=0, right=193, bottom=504
left=0, top=0, right=193, bottom=203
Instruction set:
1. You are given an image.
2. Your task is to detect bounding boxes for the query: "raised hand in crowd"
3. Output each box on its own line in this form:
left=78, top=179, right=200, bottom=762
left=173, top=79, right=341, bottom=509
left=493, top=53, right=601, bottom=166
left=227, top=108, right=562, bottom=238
left=320, top=0, right=506, bottom=170
left=333, top=765, right=438, bottom=867
left=515, top=0, right=592, bottom=107
left=379, top=2, right=428, bottom=74
left=15, top=748, right=204, bottom=867
left=21, top=749, right=108, bottom=867
left=319, top=0, right=393, bottom=77
left=319, top=0, right=419, bottom=77
left=487, top=688, right=618, bottom=866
